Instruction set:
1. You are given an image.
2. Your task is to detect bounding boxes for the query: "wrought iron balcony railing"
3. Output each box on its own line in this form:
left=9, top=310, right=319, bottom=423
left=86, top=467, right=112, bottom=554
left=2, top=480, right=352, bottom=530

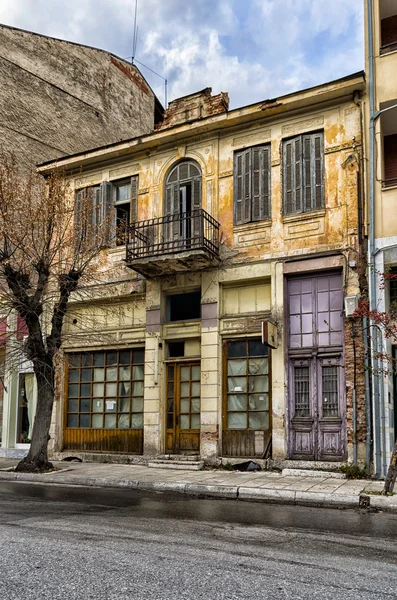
left=126, top=209, right=220, bottom=262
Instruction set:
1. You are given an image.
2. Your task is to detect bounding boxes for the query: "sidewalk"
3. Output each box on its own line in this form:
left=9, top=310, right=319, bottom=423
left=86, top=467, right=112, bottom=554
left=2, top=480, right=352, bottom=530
left=0, top=459, right=395, bottom=512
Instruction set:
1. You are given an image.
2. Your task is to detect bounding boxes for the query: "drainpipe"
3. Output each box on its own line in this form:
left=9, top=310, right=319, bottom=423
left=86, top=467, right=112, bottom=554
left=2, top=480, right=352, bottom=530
left=363, top=317, right=372, bottom=474
left=351, top=321, right=358, bottom=466
left=367, top=0, right=382, bottom=477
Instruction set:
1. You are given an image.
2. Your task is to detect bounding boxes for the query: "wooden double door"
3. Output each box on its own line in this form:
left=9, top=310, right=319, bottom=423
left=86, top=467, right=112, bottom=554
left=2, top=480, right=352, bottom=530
left=165, top=362, right=201, bottom=454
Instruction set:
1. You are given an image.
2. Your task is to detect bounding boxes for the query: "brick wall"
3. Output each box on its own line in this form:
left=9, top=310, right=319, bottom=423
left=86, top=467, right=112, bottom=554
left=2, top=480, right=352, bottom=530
left=344, top=318, right=367, bottom=454
left=157, top=87, right=229, bottom=130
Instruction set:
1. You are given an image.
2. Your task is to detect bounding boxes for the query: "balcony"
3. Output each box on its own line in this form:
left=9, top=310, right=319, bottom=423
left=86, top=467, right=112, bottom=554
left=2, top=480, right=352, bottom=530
left=125, top=209, right=220, bottom=277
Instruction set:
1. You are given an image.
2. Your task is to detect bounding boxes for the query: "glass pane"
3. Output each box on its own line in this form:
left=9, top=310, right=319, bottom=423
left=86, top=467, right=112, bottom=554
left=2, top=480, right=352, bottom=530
left=227, top=341, right=246, bottom=358
left=191, top=414, right=200, bottom=429
left=191, top=382, right=200, bottom=396
left=248, top=393, right=269, bottom=411
left=67, top=414, right=78, bottom=427
left=248, top=376, right=268, bottom=393
left=68, top=369, right=79, bottom=383
left=92, top=399, right=104, bottom=413
left=167, top=414, right=173, bottom=428
left=67, top=399, right=78, bottom=413
left=82, top=354, right=93, bottom=367
left=322, top=366, right=339, bottom=417
left=104, top=414, right=117, bottom=428
left=119, top=398, right=131, bottom=412
left=132, top=381, right=144, bottom=397
left=92, top=414, right=103, bottom=428
left=295, top=367, right=310, bottom=417
left=94, top=353, right=104, bottom=367
left=68, top=384, right=78, bottom=397
left=180, top=399, right=190, bottom=413
left=119, top=351, right=131, bottom=365
left=168, top=399, right=174, bottom=412
left=248, top=358, right=268, bottom=375
left=248, top=340, right=268, bottom=357
left=105, top=399, right=117, bottom=412
left=116, top=183, right=131, bottom=203
left=249, top=411, right=269, bottom=429
left=106, top=367, right=117, bottom=381
left=228, top=359, right=246, bottom=376
left=191, top=365, right=200, bottom=380
left=180, top=415, right=189, bottom=430
left=133, top=365, right=144, bottom=380
left=180, top=382, right=190, bottom=397
left=227, top=394, right=246, bottom=411
left=105, top=383, right=117, bottom=396
left=131, top=414, right=143, bottom=429
left=227, top=377, right=246, bottom=393
left=93, top=383, right=104, bottom=397
left=93, top=368, right=104, bottom=382
left=167, top=365, right=174, bottom=381
left=68, top=355, right=80, bottom=367
left=80, top=399, right=91, bottom=413
left=133, top=349, right=144, bottom=364
left=180, top=366, right=190, bottom=381
left=191, top=398, right=200, bottom=413
left=106, top=352, right=117, bottom=366
left=228, top=413, right=247, bottom=429
left=132, top=398, right=144, bottom=413
left=79, top=414, right=90, bottom=428
left=117, top=382, right=129, bottom=396
left=81, top=369, right=91, bottom=382
left=119, top=366, right=130, bottom=380
left=118, top=414, right=130, bottom=429
left=80, top=384, right=91, bottom=397
left=168, top=381, right=174, bottom=396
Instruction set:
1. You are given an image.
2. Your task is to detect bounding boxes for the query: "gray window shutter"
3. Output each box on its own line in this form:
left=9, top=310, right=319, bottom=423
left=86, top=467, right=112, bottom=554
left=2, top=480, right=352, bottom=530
left=283, top=140, right=294, bottom=214
left=74, top=188, right=87, bottom=245
left=99, top=182, right=114, bottom=246
left=130, top=175, right=138, bottom=223
left=313, top=132, right=324, bottom=209
left=303, top=135, right=312, bottom=212
left=164, top=183, right=179, bottom=242
left=192, top=176, right=202, bottom=238
left=294, top=136, right=301, bottom=213
left=252, top=145, right=271, bottom=221
left=234, top=149, right=251, bottom=224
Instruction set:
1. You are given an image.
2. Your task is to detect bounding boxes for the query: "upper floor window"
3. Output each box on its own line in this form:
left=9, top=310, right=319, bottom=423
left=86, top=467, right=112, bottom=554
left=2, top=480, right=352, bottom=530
left=164, top=160, right=202, bottom=242
left=75, top=176, right=138, bottom=247
left=384, top=134, right=397, bottom=188
left=380, top=3, right=397, bottom=55
left=233, top=145, right=271, bottom=225
left=283, top=131, right=324, bottom=216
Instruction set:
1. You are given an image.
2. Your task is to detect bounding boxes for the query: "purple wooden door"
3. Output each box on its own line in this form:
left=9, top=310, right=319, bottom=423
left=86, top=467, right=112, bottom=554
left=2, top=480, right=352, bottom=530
left=287, top=273, right=346, bottom=461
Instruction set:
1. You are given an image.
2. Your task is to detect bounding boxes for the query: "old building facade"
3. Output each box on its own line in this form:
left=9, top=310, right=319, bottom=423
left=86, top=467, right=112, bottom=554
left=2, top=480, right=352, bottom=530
left=0, top=24, right=161, bottom=456
left=38, top=73, right=367, bottom=467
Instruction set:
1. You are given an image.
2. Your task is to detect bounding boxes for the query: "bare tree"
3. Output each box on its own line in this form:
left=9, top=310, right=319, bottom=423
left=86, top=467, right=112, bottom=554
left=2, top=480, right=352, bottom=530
left=0, top=153, right=109, bottom=472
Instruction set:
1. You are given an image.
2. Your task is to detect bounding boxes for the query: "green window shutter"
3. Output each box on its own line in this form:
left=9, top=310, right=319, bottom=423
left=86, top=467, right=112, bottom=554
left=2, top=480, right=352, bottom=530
left=234, top=149, right=251, bottom=224
left=130, top=176, right=139, bottom=223
left=252, top=145, right=271, bottom=221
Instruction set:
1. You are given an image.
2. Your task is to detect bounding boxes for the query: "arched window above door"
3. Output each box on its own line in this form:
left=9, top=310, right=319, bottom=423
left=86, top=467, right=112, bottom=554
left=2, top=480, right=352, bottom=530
left=164, top=159, right=202, bottom=243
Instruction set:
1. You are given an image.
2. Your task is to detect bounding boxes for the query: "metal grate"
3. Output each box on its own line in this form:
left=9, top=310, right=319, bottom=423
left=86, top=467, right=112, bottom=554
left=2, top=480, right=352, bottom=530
left=294, top=367, right=310, bottom=417
left=322, top=366, right=339, bottom=417
left=126, top=209, right=220, bottom=261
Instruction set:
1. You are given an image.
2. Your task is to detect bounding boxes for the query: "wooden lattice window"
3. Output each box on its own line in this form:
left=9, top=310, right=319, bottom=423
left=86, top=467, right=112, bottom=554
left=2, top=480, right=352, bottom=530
left=283, top=131, right=324, bottom=215
left=234, top=145, right=271, bottom=224
left=66, top=349, right=144, bottom=429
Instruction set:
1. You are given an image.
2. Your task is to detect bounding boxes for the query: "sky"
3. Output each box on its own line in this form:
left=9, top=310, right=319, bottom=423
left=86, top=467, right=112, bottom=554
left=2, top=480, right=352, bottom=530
left=0, top=0, right=364, bottom=109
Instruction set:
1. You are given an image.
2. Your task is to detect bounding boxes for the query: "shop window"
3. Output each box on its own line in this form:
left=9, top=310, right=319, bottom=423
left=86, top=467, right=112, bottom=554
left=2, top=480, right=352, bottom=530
left=167, top=292, right=201, bottom=322
left=225, top=339, right=269, bottom=431
left=66, top=349, right=144, bottom=429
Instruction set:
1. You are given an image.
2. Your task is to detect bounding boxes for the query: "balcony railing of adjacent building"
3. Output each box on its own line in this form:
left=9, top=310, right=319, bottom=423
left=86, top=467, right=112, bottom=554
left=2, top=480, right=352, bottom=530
left=126, top=209, right=220, bottom=263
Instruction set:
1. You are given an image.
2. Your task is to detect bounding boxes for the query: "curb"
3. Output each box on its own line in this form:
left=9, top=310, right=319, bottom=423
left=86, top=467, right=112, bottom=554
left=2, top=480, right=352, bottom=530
left=0, top=471, right=371, bottom=510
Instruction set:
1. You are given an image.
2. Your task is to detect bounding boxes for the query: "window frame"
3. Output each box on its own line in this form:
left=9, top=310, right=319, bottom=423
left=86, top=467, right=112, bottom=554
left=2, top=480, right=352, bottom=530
left=233, top=144, right=271, bottom=225
left=282, top=130, right=325, bottom=216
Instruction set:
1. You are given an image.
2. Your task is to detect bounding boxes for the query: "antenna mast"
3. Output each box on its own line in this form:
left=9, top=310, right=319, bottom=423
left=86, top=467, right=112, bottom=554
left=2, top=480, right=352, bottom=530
left=132, top=0, right=138, bottom=64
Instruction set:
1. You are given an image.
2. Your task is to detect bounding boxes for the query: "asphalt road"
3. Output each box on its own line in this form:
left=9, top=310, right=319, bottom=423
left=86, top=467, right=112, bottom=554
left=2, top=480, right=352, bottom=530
left=0, top=482, right=397, bottom=600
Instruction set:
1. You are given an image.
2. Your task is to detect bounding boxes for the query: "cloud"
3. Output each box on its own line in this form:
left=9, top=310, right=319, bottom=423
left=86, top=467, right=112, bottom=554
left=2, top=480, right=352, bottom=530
left=0, top=0, right=364, bottom=108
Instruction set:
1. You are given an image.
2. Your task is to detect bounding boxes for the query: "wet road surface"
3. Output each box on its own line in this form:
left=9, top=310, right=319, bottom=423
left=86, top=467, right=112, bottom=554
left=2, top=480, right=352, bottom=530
left=0, top=482, right=397, bottom=599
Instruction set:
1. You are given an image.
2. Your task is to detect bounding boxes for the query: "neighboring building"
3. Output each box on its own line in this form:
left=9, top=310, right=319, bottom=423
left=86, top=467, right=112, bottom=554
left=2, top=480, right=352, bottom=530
left=38, top=74, right=367, bottom=467
left=0, top=24, right=161, bottom=455
left=364, top=0, right=397, bottom=477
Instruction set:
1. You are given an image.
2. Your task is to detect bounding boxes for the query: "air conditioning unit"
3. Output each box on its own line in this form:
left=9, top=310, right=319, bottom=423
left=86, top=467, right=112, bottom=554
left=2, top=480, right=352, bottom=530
left=344, top=295, right=358, bottom=318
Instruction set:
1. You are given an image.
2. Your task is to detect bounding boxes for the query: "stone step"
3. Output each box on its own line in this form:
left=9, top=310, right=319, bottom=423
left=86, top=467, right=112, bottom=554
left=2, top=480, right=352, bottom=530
left=157, top=454, right=200, bottom=462
left=282, top=468, right=345, bottom=479
left=148, top=459, right=204, bottom=471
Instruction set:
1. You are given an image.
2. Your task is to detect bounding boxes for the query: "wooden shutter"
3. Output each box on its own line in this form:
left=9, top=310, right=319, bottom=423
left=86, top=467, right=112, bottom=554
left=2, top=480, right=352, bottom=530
left=303, top=135, right=312, bottom=212
left=234, top=149, right=251, bottom=224
left=192, top=177, right=202, bottom=238
left=164, top=183, right=179, bottom=242
left=130, top=176, right=139, bottom=223
left=98, top=182, right=114, bottom=246
left=283, top=140, right=294, bottom=215
left=252, top=145, right=271, bottom=221
left=74, top=188, right=87, bottom=246
left=302, top=132, right=324, bottom=212
left=294, top=136, right=302, bottom=213
left=313, top=133, right=324, bottom=209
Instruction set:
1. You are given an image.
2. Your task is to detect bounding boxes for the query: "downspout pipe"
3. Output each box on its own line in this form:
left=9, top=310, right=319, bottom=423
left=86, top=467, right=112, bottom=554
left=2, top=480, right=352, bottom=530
left=367, top=0, right=382, bottom=477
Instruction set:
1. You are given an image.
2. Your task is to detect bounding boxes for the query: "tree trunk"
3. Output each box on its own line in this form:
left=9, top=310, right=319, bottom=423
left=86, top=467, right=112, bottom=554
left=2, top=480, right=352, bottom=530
left=383, top=440, right=397, bottom=495
left=15, top=364, right=55, bottom=473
